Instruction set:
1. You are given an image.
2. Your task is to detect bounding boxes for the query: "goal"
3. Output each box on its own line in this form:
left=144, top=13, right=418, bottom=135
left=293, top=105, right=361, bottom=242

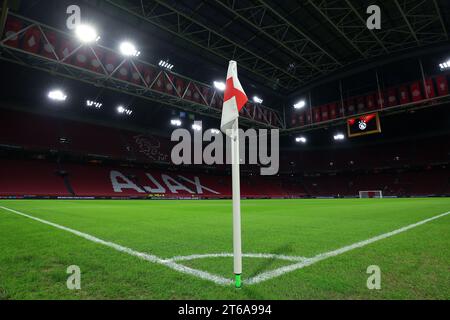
left=359, top=190, right=383, bottom=198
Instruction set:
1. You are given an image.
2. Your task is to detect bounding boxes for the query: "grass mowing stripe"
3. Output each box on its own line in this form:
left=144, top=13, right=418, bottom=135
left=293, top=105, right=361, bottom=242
left=246, top=211, right=450, bottom=284
left=0, top=206, right=232, bottom=286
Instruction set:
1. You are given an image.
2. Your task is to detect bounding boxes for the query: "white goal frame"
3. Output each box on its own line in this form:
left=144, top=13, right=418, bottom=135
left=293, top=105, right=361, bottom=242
left=359, top=190, right=383, bottom=198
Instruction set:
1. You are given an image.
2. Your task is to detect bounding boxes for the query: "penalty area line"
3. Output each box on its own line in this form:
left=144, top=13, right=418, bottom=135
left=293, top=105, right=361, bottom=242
left=0, top=206, right=232, bottom=286
left=246, top=210, right=450, bottom=285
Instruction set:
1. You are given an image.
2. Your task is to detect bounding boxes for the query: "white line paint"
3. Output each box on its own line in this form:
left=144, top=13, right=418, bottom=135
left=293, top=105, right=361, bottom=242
left=1, top=206, right=448, bottom=286
left=0, top=206, right=232, bottom=286
left=167, top=253, right=307, bottom=263
left=246, top=211, right=450, bottom=284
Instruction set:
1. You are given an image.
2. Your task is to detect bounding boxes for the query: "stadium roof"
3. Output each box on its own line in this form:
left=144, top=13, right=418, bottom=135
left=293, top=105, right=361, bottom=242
left=86, top=0, right=450, bottom=95
left=2, top=0, right=450, bottom=132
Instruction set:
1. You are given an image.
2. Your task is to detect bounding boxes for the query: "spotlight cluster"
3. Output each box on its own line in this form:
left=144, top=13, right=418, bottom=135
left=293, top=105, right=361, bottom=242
left=293, top=100, right=306, bottom=109
left=295, top=136, right=307, bottom=144
left=170, top=119, right=182, bottom=127
left=48, top=90, right=67, bottom=102
left=117, top=106, right=133, bottom=115
left=159, top=60, right=174, bottom=70
left=86, top=100, right=102, bottom=109
left=439, top=60, right=450, bottom=71
left=214, top=81, right=226, bottom=92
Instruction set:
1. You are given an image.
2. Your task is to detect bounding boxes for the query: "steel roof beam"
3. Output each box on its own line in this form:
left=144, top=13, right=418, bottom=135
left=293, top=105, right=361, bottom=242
left=394, top=0, right=420, bottom=45
left=307, top=0, right=367, bottom=59
left=104, top=0, right=303, bottom=90
left=344, top=0, right=388, bottom=53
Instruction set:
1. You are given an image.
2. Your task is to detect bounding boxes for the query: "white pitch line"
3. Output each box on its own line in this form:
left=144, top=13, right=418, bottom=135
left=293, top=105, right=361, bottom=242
left=0, top=206, right=232, bottom=286
left=246, top=211, right=450, bottom=285
left=167, top=253, right=307, bottom=263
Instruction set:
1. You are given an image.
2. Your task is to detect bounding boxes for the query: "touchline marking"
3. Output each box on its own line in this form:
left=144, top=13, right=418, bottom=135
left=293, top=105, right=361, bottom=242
left=1, top=206, right=448, bottom=286
left=0, top=206, right=232, bottom=286
left=246, top=210, right=450, bottom=284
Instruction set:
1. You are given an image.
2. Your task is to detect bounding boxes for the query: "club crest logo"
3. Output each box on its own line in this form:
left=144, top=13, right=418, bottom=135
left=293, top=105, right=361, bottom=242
left=134, top=134, right=169, bottom=162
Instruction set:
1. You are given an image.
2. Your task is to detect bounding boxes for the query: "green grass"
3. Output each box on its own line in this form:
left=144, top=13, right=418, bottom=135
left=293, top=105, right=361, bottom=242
left=0, top=198, right=449, bottom=300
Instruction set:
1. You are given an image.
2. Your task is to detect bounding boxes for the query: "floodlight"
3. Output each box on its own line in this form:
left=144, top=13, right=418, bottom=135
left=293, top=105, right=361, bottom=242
left=75, top=24, right=100, bottom=43
left=333, top=133, right=345, bottom=141
left=159, top=60, right=174, bottom=70
left=439, top=60, right=450, bottom=70
left=192, top=123, right=202, bottom=131
left=295, top=136, right=307, bottom=143
left=120, top=42, right=140, bottom=57
left=170, top=119, right=182, bottom=126
left=214, top=81, right=226, bottom=91
left=294, top=100, right=306, bottom=109
left=117, top=105, right=133, bottom=115
left=253, top=96, right=263, bottom=104
left=211, top=129, right=221, bottom=134
left=86, top=100, right=102, bottom=109
left=48, top=90, right=67, bottom=101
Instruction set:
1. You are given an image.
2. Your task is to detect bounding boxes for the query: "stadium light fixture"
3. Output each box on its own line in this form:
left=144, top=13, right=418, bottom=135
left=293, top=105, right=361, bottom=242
left=439, top=60, right=450, bottom=71
left=119, top=42, right=140, bottom=57
left=333, top=133, right=345, bottom=141
left=48, top=90, right=67, bottom=102
left=117, top=105, right=133, bottom=115
left=170, top=119, right=182, bottom=127
left=294, top=100, right=306, bottom=109
left=159, top=60, right=174, bottom=71
left=211, top=129, right=221, bottom=134
left=253, top=96, right=263, bottom=104
left=295, top=136, right=307, bottom=144
left=75, top=24, right=100, bottom=43
left=214, top=81, right=226, bottom=91
left=192, top=123, right=202, bottom=131
left=86, top=100, right=102, bottom=109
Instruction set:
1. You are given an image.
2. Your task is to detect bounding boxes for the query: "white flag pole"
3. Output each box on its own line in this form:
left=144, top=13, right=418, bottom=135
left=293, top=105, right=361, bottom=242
left=231, top=118, right=242, bottom=288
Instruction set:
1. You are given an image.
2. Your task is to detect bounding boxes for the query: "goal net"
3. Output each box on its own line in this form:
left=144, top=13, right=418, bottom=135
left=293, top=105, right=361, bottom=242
left=359, top=190, right=383, bottom=198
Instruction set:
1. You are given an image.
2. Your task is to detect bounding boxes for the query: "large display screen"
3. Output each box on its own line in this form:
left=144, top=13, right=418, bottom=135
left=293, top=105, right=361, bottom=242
left=347, top=113, right=381, bottom=137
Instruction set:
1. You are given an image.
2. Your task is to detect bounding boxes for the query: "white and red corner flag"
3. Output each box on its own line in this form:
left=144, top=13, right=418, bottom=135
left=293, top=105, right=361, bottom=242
left=220, top=61, right=248, bottom=136
left=220, top=61, right=247, bottom=288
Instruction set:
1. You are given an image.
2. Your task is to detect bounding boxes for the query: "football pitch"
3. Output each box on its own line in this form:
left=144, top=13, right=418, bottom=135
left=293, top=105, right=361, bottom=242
left=0, top=198, right=449, bottom=300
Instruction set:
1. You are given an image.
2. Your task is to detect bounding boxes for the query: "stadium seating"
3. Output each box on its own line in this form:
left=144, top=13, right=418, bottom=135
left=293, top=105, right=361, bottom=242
left=0, top=159, right=69, bottom=197
left=0, top=109, right=449, bottom=198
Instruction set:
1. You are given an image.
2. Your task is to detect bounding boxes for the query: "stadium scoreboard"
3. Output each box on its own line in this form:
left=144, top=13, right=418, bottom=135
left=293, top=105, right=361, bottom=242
left=347, top=112, right=381, bottom=138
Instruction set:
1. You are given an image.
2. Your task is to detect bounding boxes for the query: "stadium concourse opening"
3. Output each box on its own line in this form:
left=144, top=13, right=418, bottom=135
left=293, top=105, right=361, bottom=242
left=0, top=0, right=449, bottom=303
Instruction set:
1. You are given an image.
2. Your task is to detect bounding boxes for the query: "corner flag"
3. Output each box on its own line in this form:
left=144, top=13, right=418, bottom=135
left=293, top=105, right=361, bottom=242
left=221, top=61, right=248, bottom=135
left=220, top=61, right=248, bottom=288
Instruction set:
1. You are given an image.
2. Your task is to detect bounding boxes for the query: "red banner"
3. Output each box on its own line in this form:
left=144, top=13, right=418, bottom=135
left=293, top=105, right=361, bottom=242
left=410, top=82, right=423, bottom=102
left=436, top=76, right=448, bottom=96
left=22, top=26, right=41, bottom=53
left=366, top=94, right=376, bottom=110
left=424, top=78, right=436, bottom=98
left=399, top=86, right=410, bottom=104
left=313, top=107, right=321, bottom=123
left=329, top=103, right=337, bottom=119
left=4, top=17, right=22, bottom=48
left=41, top=31, right=57, bottom=59
left=321, top=105, right=329, bottom=121
left=346, top=99, right=355, bottom=115
left=298, top=112, right=305, bottom=126
left=376, top=92, right=385, bottom=109
left=356, top=97, right=365, bottom=113
left=387, top=88, right=397, bottom=107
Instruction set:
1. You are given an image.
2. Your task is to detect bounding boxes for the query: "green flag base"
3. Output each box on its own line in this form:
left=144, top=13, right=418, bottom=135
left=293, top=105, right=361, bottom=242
left=235, top=274, right=242, bottom=288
